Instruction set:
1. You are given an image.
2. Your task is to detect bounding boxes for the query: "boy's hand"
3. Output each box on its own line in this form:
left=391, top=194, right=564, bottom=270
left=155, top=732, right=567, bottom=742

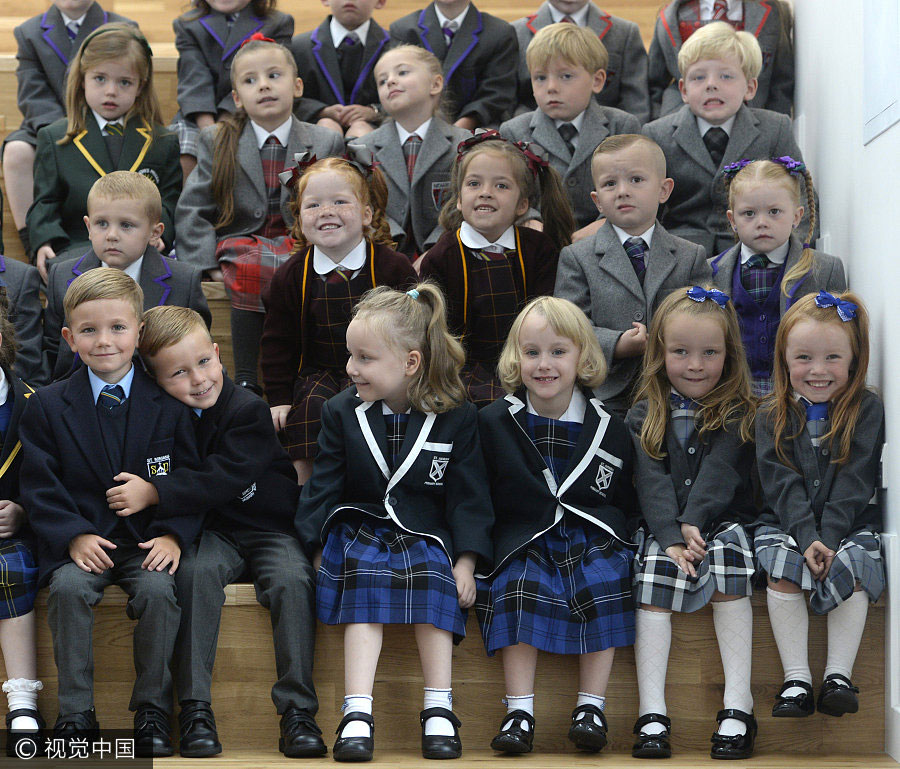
left=36, top=244, right=56, bottom=282
left=319, top=105, right=344, bottom=123
left=340, top=104, right=377, bottom=125
left=803, top=540, right=834, bottom=581
left=454, top=116, right=478, bottom=132
left=614, top=322, right=648, bottom=359
left=452, top=553, right=477, bottom=609
left=107, top=472, right=159, bottom=517
left=680, top=523, right=706, bottom=560
left=69, top=534, right=117, bottom=574
left=0, top=500, right=25, bottom=538
left=271, top=404, right=291, bottom=432
left=138, top=534, right=181, bottom=574
left=665, top=543, right=697, bottom=578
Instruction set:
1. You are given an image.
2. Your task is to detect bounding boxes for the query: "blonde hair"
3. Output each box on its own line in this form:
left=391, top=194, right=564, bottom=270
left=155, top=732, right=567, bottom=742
left=591, top=133, right=667, bottom=179
left=767, top=290, right=870, bottom=467
left=139, top=306, right=212, bottom=364
left=63, top=269, right=144, bottom=326
left=62, top=23, right=162, bottom=144
left=677, top=20, right=763, bottom=81
left=526, top=22, right=609, bottom=73
left=634, top=286, right=755, bottom=459
left=87, top=171, right=162, bottom=223
left=497, top=296, right=607, bottom=393
left=375, top=45, right=449, bottom=119
left=352, top=283, right=466, bottom=413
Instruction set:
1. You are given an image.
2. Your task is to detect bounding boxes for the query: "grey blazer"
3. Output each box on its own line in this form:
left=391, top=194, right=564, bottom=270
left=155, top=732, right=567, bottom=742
left=349, top=118, right=471, bottom=253
left=647, top=0, right=794, bottom=120
left=554, top=220, right=709, bottom=403
left=499, top=100, right=640, bottom=228
left=642, top=104, right=805, bottom=257
left=0, top=256, right=43, bottom=386
left=513, top=2, right=649, bottom=123
left=175, top=117, right=344, bottom=270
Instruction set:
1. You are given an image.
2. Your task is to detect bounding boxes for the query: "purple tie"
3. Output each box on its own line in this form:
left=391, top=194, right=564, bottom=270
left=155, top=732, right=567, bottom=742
left=624, top=237, right=647, bottom=284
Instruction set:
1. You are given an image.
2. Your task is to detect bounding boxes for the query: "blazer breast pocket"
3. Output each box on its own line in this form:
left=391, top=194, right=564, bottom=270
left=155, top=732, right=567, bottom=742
left=143, top=439, right=175, bottom=479
left=419, top=441, right=454, bottom=489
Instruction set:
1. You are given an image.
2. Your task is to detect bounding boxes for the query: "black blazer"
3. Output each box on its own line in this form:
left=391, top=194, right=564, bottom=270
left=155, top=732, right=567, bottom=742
left=478, top=387, right=637, bottom=578
left=19, top=366, right=203, bottom=585
left=0, top=370, right=37, bottom=551
left=0, top=256, right=43, bottom=386
left=296, top=387, right=494, bottom=568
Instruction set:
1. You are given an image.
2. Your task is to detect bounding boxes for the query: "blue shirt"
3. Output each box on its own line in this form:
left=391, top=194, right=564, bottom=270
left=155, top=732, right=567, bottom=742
left=87, top=364, right=136, bottom=405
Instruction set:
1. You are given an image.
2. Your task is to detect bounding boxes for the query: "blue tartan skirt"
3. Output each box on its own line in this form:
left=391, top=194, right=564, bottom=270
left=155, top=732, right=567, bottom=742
left=317, top=519, right=466, bottom=638
left=0, top=540, right=39, bottom=619
left=474, top=515, right=635, bottom=656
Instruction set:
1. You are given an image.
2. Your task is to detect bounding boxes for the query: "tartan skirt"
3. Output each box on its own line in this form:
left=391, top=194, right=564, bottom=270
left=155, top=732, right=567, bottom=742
left=474, top=516, right=635, bottom=656
left=752, top=376, right=774, bottom=397
left=754, top=525, right=885, bottom=614
left=169, top=113, right=201, bottom=157
left=0, top=540, right=39, bottom=619
left=317, top=519, right=466, bottom=638
left=284, top=369, right=352, bottom=461
left=216, top=234, right=294, bottom=312
left=460, top=361, right=505, bottom=409
left=633, top=522, right=755, bottom=613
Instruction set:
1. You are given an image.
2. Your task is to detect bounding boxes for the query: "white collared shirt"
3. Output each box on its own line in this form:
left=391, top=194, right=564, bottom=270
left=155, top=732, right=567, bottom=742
left=313, top=239, right=367, bottom=276
left=60, top=11, right=87, bottom=29
left=91, top=109, right=124, bottom=135
left=250, top=117, right=292, bottom=149
left=525, top=386, right=587, bottom=423
left=740, top=239, right=790, bottom=266
left=611, top=222, right=655, bottom=251
left=547, top=3, right=589, bottom=25
left=88, top=363, right=136, bottom=404
left=698, top=0, right=742, bottom=21
left=0, top=367, right=9, bottom=408
left=435, top=5, right=470, bottom=31
left=396, top=119, right=432, bottom=145
left=697, top=114, right=737, bottom=137
left=459, top=221, right=516, bottom=252
left=381, top=402, right=411, bottom=415
left=555, top=109, right=586, bottom=133
left=330, top=17, right=370, bottom=47
left=100, top=258, right=144, bottom=284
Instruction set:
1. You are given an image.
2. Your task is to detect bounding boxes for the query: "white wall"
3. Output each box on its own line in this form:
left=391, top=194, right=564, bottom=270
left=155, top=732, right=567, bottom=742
left=794, top=0, right=900, bottom=757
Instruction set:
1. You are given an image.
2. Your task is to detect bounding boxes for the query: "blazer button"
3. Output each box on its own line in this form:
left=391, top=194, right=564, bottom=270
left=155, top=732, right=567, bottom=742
left=813, top=480, right=820, bottom=487
left=254, top=209, right=264, bottom=218
left=688, top=447, right=696, bottom=455
left=760, top=336, right=767, bottom=343
left=633, top=310, right=644, bottom=321
left=684, top=478, right=692, bottom=486
left=759, top=314, right=767, bottom=321
left=388, top=496, right=398, bottom=506
left=567, top=178, right=577, bottom=187
left=822, top=449, right=829, bottom=456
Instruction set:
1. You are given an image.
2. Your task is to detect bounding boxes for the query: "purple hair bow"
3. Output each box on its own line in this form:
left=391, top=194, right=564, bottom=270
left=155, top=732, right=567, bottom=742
left=771, top=156, right=806, bottom=176
left=686, top=286, right=730, bottom=306
left=814, top=290, right=857, bottom=322
left=722, top=158, right=752, bottom=179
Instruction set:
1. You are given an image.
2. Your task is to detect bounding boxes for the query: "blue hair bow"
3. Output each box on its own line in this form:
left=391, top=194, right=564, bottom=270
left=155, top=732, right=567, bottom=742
left=814, top=290, right=857, bottom=322
left=686, top=286, right=730, bottom=306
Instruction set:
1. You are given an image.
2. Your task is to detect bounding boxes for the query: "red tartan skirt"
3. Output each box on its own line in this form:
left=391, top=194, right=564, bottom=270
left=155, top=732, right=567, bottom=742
left=216, top=234, right=294, bottom=312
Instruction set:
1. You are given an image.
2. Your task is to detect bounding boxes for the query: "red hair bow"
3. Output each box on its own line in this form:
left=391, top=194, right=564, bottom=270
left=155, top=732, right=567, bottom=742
left=241, top=31, right=276, bottom=48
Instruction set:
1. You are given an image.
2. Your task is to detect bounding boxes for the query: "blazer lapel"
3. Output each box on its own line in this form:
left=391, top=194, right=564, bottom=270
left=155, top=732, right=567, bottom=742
left=374, top=125, right=410, bottom=192
left=556, top=396, right=615, bottom=497
left=386, top=409, right=437, bottom=492
left=720, top=107, right=759, bottom=169
left=417, top=6, right=447, bottom=58
left=66, top=251, right=102, bottom=289
left=780, top=236, right=806, bottom=311
left=711, top=242, right=740, bottom=289
left=199, top=13, right=231, bottom=57
left=137, top=247, right=173, bottom=308
left=0, top=376, right=32, bottom=476
left=350, top=23, right=389, bottom=104
left=595, top=222, right=644, bottom=302
left=223, top=12, right=265, bottom=61
left=410, top=120, right=450, bottom=186
left=532, top=3, right=554, bottom=30
left=118, top=118, right=154, bottom=173
left=121, top=370, right=162, bottom=476
left=237, top=122, right=267, bottom=207
left=673, top=106, right=716, bottom=174
left=504, top=392, right=555, bottom=487
left=444, top=7, right=483, bottom=84
left=571, top=101, right=611, bottom=170
left=61, top=368, right=114, bottom=487
left=312, top=18, right=347, bottom=103
left=75, top=3, right=108, bottom=50
left=284, top=118, right=312, bottom=212
left=355, top=399, right=391, bottom=480
left=742, top=0, right=768, bottom=38
left=585, top=2, right=613, bottom=39
left=643, top=226, right=679, bottom=305
left=530, top=111, right=571, bottom=166
left=41, top=6, right=73, bottom=67
left=74, top=114, right=115, bottom=176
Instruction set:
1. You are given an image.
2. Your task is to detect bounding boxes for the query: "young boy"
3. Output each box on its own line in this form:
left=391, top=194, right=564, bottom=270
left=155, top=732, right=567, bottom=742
left=291, top=0, right=390, bottom=139
left=642, top=21, right=807, bottom=257
left=390, top=0, right=518, bottom=130
left=499, top=23, right=641, bottom=229
left=106, top=306, right=324, bottom=759
left=512, top=0, right=649, bottom=123
left=554, top=134, right=710, bottom=416
left=42, top=171, right=210, bottom=382
left=18, top=269, right=203, bottom=757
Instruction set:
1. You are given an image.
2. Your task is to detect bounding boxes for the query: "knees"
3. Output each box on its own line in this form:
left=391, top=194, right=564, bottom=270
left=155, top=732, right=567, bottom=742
left=2, top=141, right=35, bottom=172
left=48, top=564, right=105, bottom=605
left=767, top=577, right=802, bottom=594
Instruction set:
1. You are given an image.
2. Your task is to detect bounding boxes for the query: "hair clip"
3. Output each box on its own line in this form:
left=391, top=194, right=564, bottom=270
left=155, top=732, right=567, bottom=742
left=241, top=31, right=276, bottom=47
left=722, top=158, right=752, bottom=179
left=278, top=152, right=318, bottom=188
left=81, top=24, right=153, bottom=62
left=407, top=289, right=420, bottom=300
left=771, top=156, right=807, bottom=177
left=343, top=144, right=380, bottom=176
left=814, top=290, right=857, bottom=322
left=686, top=285, right=730, bottom=306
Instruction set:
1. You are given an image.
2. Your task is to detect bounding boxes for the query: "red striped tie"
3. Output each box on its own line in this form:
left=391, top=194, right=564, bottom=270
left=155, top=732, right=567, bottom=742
left=712, top=0, right=728, bottom=20
left=403, top=134, right=422, bottom=182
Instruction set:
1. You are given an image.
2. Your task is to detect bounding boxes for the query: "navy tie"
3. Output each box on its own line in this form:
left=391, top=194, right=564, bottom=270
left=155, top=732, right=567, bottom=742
left=99, top=384, right=126, bottom=410
left=703, top=127, right=728, bottom=167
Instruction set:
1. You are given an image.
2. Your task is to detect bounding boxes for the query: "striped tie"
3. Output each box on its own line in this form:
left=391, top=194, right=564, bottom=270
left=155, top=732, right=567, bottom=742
left=442, top=20, right=458, bottom=42
left=558, top=122, right=577, bottom=157
left=105, top=122, right=124, bottom=136
left=66, top=20, right=80, bottom=40
left=561, top=15, right=575, bottom=22
left=712, top=0, right=728, bottom=20
left=624, top=237, right=647, bottom=284
left=403, top=134, right=422, bottom=182
left=99, top=384, right=126, bottom=410
left=326, top=266, right=351, bottom=285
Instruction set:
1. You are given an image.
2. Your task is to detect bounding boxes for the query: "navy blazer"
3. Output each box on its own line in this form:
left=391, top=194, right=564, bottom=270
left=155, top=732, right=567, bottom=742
left=296, top=387, right=494, bottom=568
left=0, top=370, right=37, bottom=550
left=20, top=366, right=203, bottom=585
left=0, top=256, right=43, bottom=386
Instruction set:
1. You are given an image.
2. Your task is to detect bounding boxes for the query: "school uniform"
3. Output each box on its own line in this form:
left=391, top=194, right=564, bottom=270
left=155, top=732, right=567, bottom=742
left=348, top=118, right=472, bottom=256
left=512, top=1, right=650, bottom=123
left=642, top=103, right=807, bottom=257
left=710, top=234, right=846, bottom=395
left=0, top=255, right=44, bottom=386
left=474, top=387, right=636, bottom=655
left=27, top=114, right=181, bottom=258
left=554, top=220, right=709, bottom=412
left=170, top=9, right=294, bottom=156
left=499, top=100, right=641, bottom=228
left=754, top=391, right=885, bottom=614
left=42, top=246, right=211, bottom=382
left=647, top=0, right=794, bottom=120
left=389, top=3, right=518, bottom=126
left=296, top=386, right=493, bottom=638
left=19, top=364, right=203, bottom=715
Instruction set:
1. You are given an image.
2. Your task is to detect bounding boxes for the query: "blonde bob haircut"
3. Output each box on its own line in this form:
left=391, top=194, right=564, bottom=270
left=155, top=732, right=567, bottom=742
left=526, top=22, right=609, bottom=74
left=498, top=296, right=607, bottom=393
left=88, top=171, right=162, bottom=224
left=677, top=21, right=763, bottom=81
left=63, top=268, right=144, bottom=327
left=139, top=306, right=212, bottom=363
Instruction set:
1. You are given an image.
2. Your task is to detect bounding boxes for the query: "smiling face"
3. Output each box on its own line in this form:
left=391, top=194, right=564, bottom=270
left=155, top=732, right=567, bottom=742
left=232, top=47, right=303, bottom=132
left=785, top=318, right=852, bottom=403
left=456, top=151, right=530, bottom=243
left=62, top=298, right=141, bottom=383
left=84, top=196, right=162, bottom=269
left=374, top=49, right=442, bottom=124
left=299, top=171, right=372, bottom=261
left=83, top=59, right=142, bottom=122
left=727, top=181, right=802, bottom=255
left=345, top=318, right=420, bottom=413
left=531, top=56, right=605, bottom=123
left=148, top=330, right=224, bottom=411
left=679, top=54, right=758, bottom=125
left=517, top=311, right=580, bottom=419
left=663, top=312, right=726, bottom=400
left=323, top=0, right=386, bottom=30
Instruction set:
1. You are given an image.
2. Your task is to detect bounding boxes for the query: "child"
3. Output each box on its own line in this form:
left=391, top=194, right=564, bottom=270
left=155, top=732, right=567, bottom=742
left=626, top=286, right=758, bottom=759
left=476, top=296, right=635, bottom=755
left=43, top=172, right=210, bottom=383
left=499, top=23, right=641, bottom=229
left=176, top=37, right=344, bottom=391
left=296, top=283, right=493, bottom=761
left=170, top=0, right=294, bottom=179
left=389, top=0, right=518, bottom=130
left=260, top=156, right=416, bottom=483
left=19, top=269, right=203, bottom=757
left=648, top=0, right=794, bottom=120
left=3, top=0, right=133, bottom=258
left=348, top=45, right=472, bottom=259
left=291, top=0, right=390, bottom=138
left=554, top=134, right=710, bottom=416
left=755, top=291, right=884, bottom=720
left=512, top=0, right=649, bottom=123
left=0, top=256, right=44, bottom=386
left=104, top=306, right=324, bottom=758
left=420, top=132, right=573, bottom=407
left=642, top=21, right=807, bottom=258
left=27, top=22, right=181, bottom=281
left=712, top=157, right=846, bottom=396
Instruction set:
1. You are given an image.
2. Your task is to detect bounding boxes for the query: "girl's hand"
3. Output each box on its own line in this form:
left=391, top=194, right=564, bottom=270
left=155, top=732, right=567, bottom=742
left=204, top=268, right=224, bottom=282
left=680, top=523, right=706, bottom=560
left=665, top=543, right=697, bottom=578
left=614, top=322, right=648, bottom=359
left=271, top=405, right=291, bottom=432
left=452, top=553, right=477, bottom=609
left=341, top=104, right=376, bottom=125
left=319, top=105, right=344, bottom=123
left=107, top=472, right=159, bottom=516
left=454, top=116, right=478, bottom=132
left=803, top=540, right=834, bottom=580
left=0, top=500, right=25, bottom=538
left=194, top=113, right=216, bottom=130
left=36, top=244, right=56, bottom=282
left=138, top=534, right=181, bottom=574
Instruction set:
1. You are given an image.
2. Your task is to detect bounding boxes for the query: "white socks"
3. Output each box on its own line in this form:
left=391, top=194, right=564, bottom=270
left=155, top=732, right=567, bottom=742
left=712, top=598, right=754, bottom=736
left=635, top=609, right=672, bottom=735
left=575, top=692, right=606, bottom=727
left=503, top=694, right=534, bottom=732
left=767, top=588, right=811, bottom=697
left=3, top=679, right=42, bottom=731
left=423, top=688, right=454, bottom=737
left=825, top=590, right=869, bottom=681
left=340, top=694, right=373, bottom=738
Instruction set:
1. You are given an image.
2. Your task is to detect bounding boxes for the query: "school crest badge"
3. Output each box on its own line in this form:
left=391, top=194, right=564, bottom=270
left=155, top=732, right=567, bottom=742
left=590, top=462, right=613, bottom=495
left=429, top=457, right=449, bottom=482
left=137, top=168, right=160, bottom=186
left=146, top=454, right=171, bottom=477
left=240, top=482, right=257, bottom=502
left=431, top=181, right=451, bottom=210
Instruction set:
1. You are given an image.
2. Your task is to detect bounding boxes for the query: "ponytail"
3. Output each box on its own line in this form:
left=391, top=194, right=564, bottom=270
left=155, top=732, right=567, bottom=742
left=534, top=162, right=575, bottom=252
left=781, top=165, right=817, bottom=298
left=211, top=110, right=249, bottom=230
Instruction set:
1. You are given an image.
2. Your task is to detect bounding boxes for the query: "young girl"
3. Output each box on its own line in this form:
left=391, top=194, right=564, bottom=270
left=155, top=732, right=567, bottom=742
left=170, top=0, right=294, bottom=180
left=348, top=45, right=472, bottom=261
left=260, top=156, right=416, bottom=483
left=296, top=283, right=493, bottom=762
left=626, top=286, right=758, bottom=759
left=176, top=37, right=344, bottom=391
left=755, top=291, right=883, bottom=721
left=711, top=157, right=846, bottom=396
left=27, top=22, right=180, bottom=281
left=476, top=296, right=635, bottom=754
left=419, top=133, right=575, bottom=407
